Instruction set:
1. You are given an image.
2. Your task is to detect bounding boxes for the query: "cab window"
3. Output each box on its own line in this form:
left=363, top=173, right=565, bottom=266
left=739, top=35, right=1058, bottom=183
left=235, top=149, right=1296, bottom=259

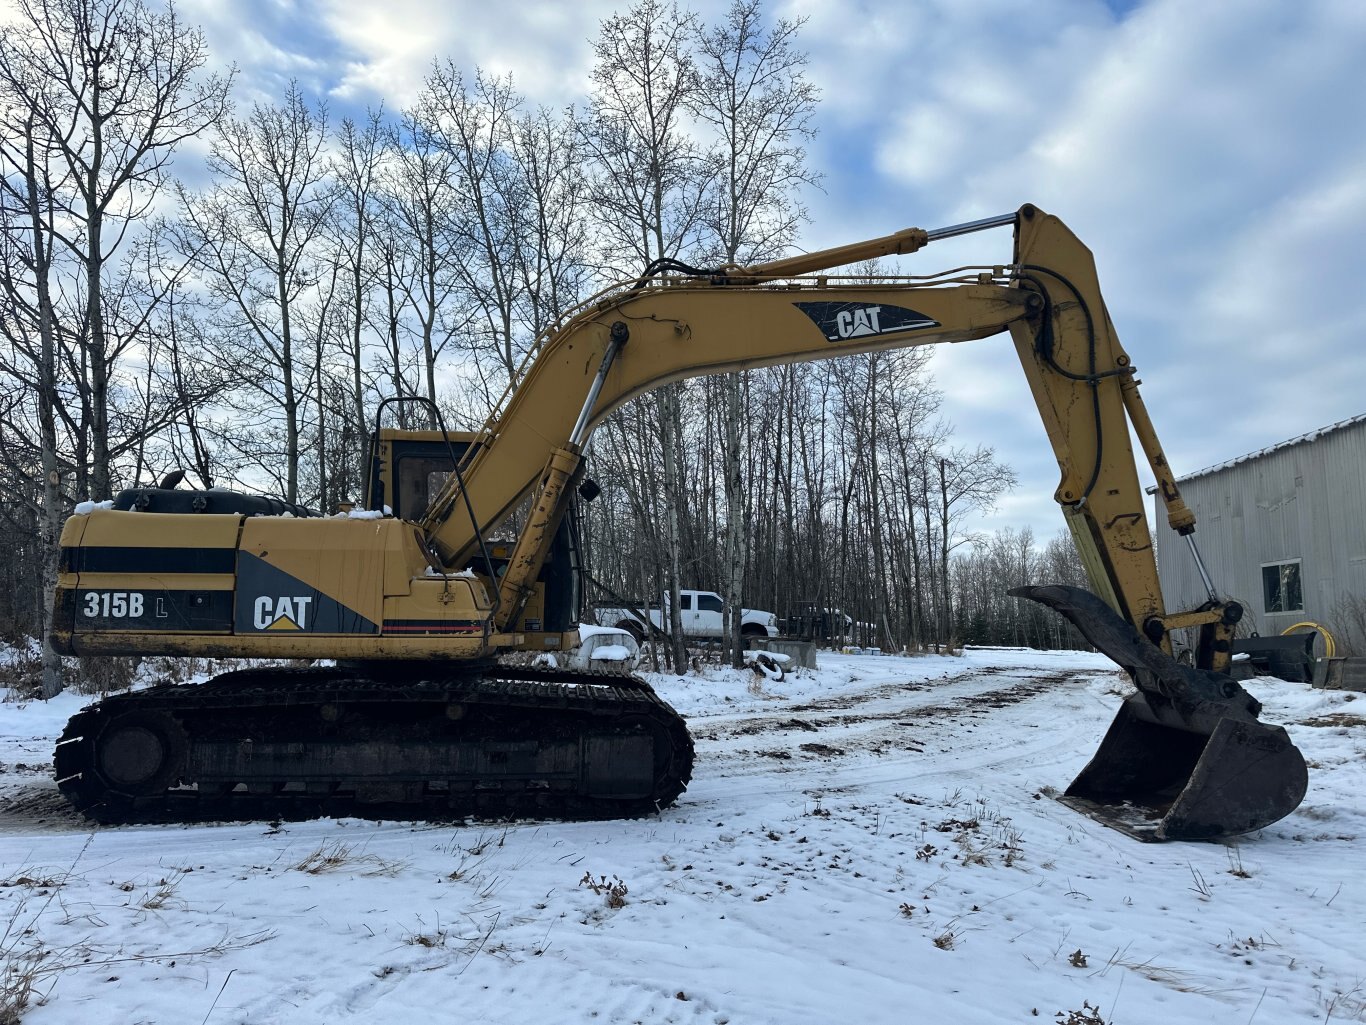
left=696, top=593, right=723, bottom=613
left=395, top=456, right=453, bottom=520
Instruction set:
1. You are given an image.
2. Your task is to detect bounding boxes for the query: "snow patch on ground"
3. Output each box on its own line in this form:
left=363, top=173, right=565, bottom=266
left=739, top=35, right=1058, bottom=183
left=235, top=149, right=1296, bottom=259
left=0, top=648, right=1362, bottom=1025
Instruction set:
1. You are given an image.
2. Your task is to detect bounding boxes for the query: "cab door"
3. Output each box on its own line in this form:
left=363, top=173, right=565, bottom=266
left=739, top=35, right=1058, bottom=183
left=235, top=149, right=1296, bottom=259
left=692, top=591, right=725, bottom=638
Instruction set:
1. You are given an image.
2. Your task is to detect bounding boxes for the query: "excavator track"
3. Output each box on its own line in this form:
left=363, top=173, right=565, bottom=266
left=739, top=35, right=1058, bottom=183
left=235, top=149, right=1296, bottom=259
left=53, top=664, right=694, bottom=826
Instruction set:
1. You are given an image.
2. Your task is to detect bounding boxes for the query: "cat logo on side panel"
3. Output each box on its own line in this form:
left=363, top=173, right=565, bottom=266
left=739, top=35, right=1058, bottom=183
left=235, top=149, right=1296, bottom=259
left=253, top=595, right=313, bottom=630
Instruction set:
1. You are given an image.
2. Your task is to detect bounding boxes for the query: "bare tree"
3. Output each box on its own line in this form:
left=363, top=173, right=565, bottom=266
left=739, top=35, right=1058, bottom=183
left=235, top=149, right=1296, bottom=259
left=692, top=0, right=820, bottom=665
left=950, top=527, right=1091, bottom=649
left=582, top=0, right=711, bottom=670
left=424, top=65, right=527, bottom=391
left=176, top=81, right=334, bottom=505
left=0, top=0, right=231, bottom=502
left=329, top=109, right=389, bottom=484
left=882, top=362, right=942, bottom=650
left=581, top=0, right=709, bottom=275
left=154, top=277, right=234, bottom=488
left=0, top=106, right=69, bottom=697
left=934, top=445, right=1016, bottom=649
left=0, top=0, right=228, bottom=694
left=507, top=105, right=592, bottom=344
left=383, top=93, right=466, bottom=421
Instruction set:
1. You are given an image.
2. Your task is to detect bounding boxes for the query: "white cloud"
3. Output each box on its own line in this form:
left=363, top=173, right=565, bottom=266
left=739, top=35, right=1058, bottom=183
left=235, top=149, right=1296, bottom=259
left=299, top=0, right=1364, bottom=542
left=9, top=0, right=1360, bottom=545
left=313, top=0, right=603, bottom=108
left=313, top=0, right=739, bottom=111
left=778, top=0, right=1366, bottom=538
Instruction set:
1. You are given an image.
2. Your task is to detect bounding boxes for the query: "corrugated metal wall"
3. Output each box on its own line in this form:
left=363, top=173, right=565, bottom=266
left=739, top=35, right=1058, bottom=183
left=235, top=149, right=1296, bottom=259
left=1154, top=417, right=1366, bottom=640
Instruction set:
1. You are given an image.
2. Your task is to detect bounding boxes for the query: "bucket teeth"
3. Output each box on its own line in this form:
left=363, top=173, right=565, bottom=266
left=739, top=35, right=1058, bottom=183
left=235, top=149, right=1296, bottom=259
left=1011, top=584, right=1308, bottom=841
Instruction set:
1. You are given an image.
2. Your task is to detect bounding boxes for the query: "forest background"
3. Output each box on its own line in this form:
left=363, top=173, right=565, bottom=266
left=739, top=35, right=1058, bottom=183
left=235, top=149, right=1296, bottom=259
left=1, top=0, right=1172, bottom=698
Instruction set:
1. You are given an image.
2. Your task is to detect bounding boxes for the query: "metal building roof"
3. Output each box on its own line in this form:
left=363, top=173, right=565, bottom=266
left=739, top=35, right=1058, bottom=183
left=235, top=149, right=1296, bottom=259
left=1178, top=412, right=1366, bottom=483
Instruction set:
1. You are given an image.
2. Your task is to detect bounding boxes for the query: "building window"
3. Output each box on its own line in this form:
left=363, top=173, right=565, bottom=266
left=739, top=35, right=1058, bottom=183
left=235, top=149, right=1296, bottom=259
left=1261, top=560, right=1304, bottom=614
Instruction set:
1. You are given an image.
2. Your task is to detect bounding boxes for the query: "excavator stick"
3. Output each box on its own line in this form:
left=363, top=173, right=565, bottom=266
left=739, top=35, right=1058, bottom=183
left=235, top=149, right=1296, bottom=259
left=1012, top=585, right=1308, bottom=841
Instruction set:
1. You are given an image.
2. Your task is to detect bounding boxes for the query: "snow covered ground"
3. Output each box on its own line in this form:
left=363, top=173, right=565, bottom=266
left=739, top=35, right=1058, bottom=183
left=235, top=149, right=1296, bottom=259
left=1, top=648, right=1363, bottom=1025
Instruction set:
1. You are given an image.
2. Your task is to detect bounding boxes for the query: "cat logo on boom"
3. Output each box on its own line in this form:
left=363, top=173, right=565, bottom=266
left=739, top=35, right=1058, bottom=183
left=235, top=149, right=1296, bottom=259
left=793, top=300, right=940, bottom=343
left=836, top=305, right=883, bottom=338
left=253, top=595, right=313, bottom=631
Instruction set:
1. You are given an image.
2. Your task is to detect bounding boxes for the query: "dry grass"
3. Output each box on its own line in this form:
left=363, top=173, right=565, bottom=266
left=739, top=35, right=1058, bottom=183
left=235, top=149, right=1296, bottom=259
left=0, top=850, right=86, bottom=1023
left=137, top=872, right=187, bottom=912
left=921, top=797, right=1025, bottom=869
left=1226, top=848, right=1252, bottom=879
left=293, top=841, right=356, bottom=874
left=1188, top=864, right=1213, bottom=901
left=1092, top=945, right=1206, bottom=992
left=0, top=650, right=44, bottom=701
left=0, top=873, right=58, bottom=892
left=1, top=842, right=271, bottom=1024
left=403, top=914, right=452, bottom=949
left=1, top=939, right=48, bottom=1025
left=1316, top=981, right=1366, bottom=1022
left=578, top=872, right=629, bottom=909
left=1054, top=1001, right=1108, bottom=1024
left=1300, top=712, right=1366, bottom=729
left=400, top=910, right=501, bottom=970
left=3, top=926, right=274, bottom=1025
left=73, top=655, right=138, bottom=696
left=1331, top=592, right=1366, bottom=657
left=291, top=841, right=405, bottom=877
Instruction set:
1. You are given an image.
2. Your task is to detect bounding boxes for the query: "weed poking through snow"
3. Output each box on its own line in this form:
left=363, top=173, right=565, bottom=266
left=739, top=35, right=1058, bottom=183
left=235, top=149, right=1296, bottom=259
left=1187, top=863, right=1213, bottom=901
left=579, top=873, right=629, bottom=909
left=1226, top=847, right=1251, bottom=879
left=292, top=841, right=405, bottom=877
left=1055, top=1001, right=1108, bottom=1025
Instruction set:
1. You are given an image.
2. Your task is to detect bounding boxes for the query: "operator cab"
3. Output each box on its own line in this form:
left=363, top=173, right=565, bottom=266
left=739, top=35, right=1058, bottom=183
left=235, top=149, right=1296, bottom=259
left=363, top=428, right=582, bottom=634
left=364, top=428, right=478, bottom=522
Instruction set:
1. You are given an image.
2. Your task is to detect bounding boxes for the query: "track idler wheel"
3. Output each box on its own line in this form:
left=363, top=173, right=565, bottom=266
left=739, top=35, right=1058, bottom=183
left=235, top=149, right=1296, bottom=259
left=93, top=711, right=189, bottom=797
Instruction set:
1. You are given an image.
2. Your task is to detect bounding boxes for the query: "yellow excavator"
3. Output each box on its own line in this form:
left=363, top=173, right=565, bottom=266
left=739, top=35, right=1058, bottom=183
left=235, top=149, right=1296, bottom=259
left=50, top=205, right=1308, bottom=841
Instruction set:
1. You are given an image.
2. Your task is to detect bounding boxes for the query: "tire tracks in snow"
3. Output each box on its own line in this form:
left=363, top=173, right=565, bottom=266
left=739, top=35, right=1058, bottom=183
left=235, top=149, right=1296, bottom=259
left=679, top=665, right=1124, bottom=810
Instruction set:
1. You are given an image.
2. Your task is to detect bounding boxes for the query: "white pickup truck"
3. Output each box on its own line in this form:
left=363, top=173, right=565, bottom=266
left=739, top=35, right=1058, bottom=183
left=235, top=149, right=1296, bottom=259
left=592, top=589, right=779, bottom=644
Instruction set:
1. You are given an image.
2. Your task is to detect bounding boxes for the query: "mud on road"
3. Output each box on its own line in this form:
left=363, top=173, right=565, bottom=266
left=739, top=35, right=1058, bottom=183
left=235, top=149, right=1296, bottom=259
left=694, top=667, right=1100, bottom=755
left=0, top=760, right=85, bottom=833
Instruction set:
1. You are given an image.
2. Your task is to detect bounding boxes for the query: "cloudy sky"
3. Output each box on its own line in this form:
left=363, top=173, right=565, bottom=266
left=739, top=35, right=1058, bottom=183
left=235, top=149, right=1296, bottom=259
left=58, top=0, right=1366, bottom=541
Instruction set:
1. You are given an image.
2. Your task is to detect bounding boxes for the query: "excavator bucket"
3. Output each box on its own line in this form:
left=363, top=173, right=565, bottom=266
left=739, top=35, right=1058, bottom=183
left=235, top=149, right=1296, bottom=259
left=1011, top=585, right=1308, bottom=842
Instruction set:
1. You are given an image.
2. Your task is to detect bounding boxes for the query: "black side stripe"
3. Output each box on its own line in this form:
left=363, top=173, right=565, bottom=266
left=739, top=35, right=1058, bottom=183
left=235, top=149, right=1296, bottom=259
left=63, top=546, right=237, bottom=575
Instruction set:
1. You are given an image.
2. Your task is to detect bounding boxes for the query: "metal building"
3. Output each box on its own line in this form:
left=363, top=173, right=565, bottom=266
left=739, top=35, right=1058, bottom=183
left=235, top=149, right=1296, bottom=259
left=1153, top=414, right=1366, bottom=647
